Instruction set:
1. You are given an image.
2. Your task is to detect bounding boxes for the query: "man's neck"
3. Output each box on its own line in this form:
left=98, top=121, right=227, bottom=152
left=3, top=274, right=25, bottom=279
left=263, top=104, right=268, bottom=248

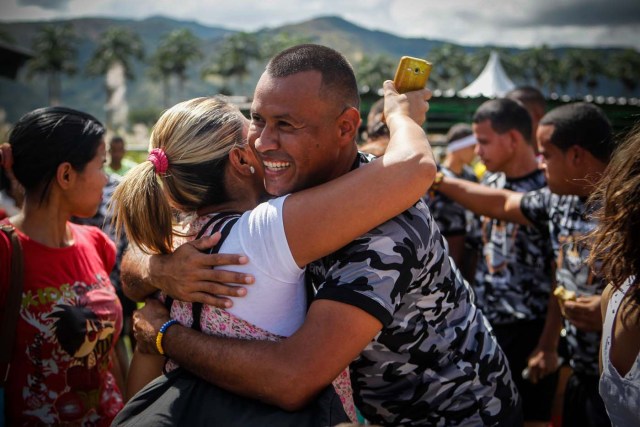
left=502, top=146, right=539, bottom=179
left=109, top=160, right=122, bottom=170
left=339, top=144, right=361, bottom=175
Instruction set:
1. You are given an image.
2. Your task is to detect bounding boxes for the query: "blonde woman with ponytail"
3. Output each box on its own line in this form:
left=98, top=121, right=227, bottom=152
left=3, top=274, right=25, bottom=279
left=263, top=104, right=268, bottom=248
left=113, top=97, right=267, bottom=399
left=112, top=82, right=434, bottom=420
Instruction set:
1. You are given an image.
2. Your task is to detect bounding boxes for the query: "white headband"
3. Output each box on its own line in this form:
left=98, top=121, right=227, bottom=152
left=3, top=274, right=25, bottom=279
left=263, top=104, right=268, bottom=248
left=447, top=134, right=477, bottom=152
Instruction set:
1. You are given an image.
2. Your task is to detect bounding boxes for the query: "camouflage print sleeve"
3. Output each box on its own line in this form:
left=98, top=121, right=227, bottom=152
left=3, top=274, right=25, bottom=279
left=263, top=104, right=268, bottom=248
left=520, top=187, right=553, bottom=230
left=427, top=193, right=468, bottom=237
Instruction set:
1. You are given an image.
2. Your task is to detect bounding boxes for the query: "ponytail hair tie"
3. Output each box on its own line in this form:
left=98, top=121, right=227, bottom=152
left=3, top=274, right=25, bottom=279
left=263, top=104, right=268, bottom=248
left=0, top=143, right=13, bottom=170
left=148, top=148, right=169, bottom=175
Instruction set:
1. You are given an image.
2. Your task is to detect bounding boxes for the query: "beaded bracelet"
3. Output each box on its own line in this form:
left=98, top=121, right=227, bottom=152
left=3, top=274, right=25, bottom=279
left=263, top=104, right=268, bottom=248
left=155, top=319, right=178, bottom=356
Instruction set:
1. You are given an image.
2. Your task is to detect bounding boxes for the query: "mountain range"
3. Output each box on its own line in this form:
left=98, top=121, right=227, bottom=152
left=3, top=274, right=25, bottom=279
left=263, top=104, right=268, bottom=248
left=0, top=15, right=632, bottom=125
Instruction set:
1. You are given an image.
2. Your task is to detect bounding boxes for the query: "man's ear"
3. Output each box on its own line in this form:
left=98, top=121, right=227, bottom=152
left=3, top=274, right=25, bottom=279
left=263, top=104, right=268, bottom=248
left=56, top=162, right=74, bottom=189
left=507, top=129, right=523, bottom=149
left=567, top=144, right=585, bottom=166
left=337, top=107, right=361, bottom=145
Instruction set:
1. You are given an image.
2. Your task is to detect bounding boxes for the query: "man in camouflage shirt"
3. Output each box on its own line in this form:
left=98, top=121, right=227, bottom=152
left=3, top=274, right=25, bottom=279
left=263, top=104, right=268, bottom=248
left=124, top=44, right=522, bottom=426
left=438, top=98, right=557, bottom=425
left=438, top=102, right=617, bottom=427
left=306, top=151, right=520, bottom=426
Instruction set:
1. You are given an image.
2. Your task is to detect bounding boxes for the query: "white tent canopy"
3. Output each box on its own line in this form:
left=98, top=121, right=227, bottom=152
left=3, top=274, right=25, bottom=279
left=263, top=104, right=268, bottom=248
left=458, top=51, right=515, bottom=98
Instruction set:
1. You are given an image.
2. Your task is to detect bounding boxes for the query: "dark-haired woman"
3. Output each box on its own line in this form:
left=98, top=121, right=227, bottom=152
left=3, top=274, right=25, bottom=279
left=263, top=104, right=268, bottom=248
left=589, top=124, right=640, bottom=427
left=0, top=107, right=124, bottom=426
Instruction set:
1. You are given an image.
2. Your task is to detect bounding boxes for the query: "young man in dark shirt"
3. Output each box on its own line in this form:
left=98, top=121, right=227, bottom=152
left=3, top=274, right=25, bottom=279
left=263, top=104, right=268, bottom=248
left=435, top=102, right=616, bottom=427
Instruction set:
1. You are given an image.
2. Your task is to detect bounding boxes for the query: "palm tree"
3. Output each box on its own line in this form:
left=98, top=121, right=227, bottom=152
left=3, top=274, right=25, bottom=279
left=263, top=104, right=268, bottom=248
left=607, top=49, right=640, bottom=95
left=27, top=24, right=78, bottom=106
left=167, top=29, right=202, bottom=102
left=86, top=27, right=144, bottom=130
left=148, top=48, right=175, bottom=109
left=150, top=29, right=202, bottom=107
left=202, top=32, right=261, bottom=95
left=354, top=54, right=396, bottom=94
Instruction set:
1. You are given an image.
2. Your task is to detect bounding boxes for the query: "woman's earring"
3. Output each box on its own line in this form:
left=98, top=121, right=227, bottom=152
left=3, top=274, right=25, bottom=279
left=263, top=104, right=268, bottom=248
left=249, top=166, right=255, bottom=174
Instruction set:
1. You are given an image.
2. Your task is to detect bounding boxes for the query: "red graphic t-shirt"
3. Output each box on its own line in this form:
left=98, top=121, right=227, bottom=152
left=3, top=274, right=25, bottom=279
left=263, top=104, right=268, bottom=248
left=2, top=222, right=124, bottom=426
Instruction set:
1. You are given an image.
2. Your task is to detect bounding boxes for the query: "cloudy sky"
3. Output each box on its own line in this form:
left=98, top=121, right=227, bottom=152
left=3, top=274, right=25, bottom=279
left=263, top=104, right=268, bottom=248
left=1, top=0, right=639, bottom=49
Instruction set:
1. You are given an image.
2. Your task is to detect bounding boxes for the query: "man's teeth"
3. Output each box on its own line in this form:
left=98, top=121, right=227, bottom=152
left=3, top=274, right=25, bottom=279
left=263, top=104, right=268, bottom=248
left=263, top=161, right=291, bottom=170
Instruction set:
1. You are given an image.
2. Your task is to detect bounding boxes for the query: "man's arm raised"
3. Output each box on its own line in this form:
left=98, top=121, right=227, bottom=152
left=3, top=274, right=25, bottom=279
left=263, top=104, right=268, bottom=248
left=121, top=233, right=255, bottom=308
left=437, top=175, right=532, bottom=225
left=134, top=298, right=381, bottom=410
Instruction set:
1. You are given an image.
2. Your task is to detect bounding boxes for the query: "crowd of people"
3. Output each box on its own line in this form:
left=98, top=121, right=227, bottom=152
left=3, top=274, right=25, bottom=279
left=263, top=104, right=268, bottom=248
left=0, top=43, right=638, bottom=427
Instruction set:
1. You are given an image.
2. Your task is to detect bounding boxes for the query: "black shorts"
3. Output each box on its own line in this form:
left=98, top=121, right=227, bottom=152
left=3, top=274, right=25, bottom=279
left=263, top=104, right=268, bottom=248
left=493, top=319, right=559, bottom=422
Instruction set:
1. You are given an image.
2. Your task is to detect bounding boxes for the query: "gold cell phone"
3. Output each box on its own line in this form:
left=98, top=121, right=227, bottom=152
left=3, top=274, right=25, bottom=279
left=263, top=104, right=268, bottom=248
left=393, top=56, right=432, bottom=93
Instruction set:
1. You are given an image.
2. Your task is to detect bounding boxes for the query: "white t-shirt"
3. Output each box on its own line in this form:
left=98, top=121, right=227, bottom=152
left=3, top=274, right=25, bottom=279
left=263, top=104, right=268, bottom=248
left=189, top=195, right=306, bottom=337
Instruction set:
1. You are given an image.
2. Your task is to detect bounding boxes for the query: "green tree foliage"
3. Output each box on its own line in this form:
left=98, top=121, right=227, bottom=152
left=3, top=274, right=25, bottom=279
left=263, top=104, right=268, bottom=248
left=467, top=47, right=491, bottom=76
left=427, top=44, right=474, bottom=90
left=87, top=27, right=144, bottom=80
left=516, top=45, right=557, bottom=91
left=86, top=27, right=145, bottom=129
left=27, top=24, right=78, bottom=106
left=355, top=54, right=396, bottom=94
left=128, top=107, right=162, bottom=126
left=576, top=50, right=605, bottom=93
left=202, top=32, right=261, bottom=93
left=148, top=48, right=174, bottom=108
left=607, top=49, right=640, bottom=94
left=149, top=29, right=202, bottom=107
left=510, top=45, right=571, bottom=95
left=561, top=49, right=595, bottom=96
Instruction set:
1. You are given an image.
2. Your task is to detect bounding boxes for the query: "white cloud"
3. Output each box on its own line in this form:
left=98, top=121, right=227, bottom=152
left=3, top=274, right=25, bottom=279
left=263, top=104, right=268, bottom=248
left=1, top=0, right=638, bottom=49
left=384, top=0, right=640, bottom=48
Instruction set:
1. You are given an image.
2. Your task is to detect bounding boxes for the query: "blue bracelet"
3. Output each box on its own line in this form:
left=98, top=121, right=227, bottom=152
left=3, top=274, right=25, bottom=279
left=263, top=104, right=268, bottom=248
left=155, top=319, right=178, bottom=355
